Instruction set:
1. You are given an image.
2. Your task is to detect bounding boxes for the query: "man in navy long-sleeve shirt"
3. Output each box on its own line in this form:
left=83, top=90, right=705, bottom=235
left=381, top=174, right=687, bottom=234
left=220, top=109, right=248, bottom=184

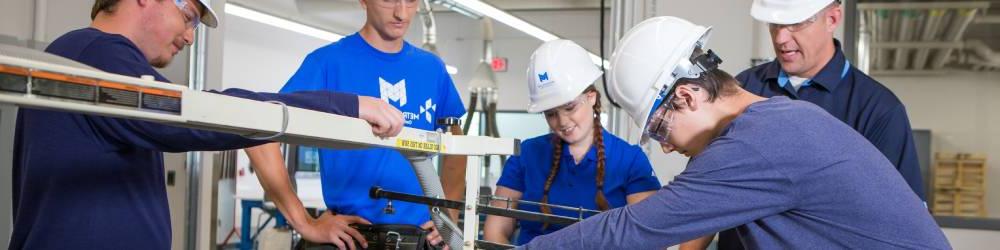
left=737, top=1, right=922, bottom=199
left=10, top=0, right=403, bottom=249
left=521, top=16, right=948, bottom=249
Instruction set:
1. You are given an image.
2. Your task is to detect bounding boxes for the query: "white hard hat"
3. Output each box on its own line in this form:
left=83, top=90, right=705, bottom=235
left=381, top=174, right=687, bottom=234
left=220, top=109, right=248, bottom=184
left=608, top=16, right=713, bottom=131
left=751, top=0, right=835, bottom=25
left=526, top=39, right=603, bottom=113
left=192, top=0, right=220, bottom=28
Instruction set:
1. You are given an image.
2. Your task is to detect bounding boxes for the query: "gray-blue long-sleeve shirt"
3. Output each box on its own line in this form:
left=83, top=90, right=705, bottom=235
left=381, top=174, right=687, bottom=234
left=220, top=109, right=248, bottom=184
left=520, top=97, right=949, bottom=249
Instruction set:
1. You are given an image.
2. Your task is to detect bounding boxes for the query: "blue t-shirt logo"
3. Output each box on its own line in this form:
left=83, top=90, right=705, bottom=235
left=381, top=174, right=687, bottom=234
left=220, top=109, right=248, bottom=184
left=539, top=72, right=550, bottom=82
left=419, top=98, right=436, bottom=124
left=379, top=77, right=407, bottom=106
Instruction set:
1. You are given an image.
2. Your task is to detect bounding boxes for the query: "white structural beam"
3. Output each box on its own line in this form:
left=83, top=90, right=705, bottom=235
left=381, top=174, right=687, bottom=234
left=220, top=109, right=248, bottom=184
left=0, top=53, right=518, bottom=157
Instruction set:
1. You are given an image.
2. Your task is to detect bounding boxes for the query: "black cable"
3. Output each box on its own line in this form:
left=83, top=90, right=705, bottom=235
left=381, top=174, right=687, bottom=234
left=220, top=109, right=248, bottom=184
left=487, top=102, right=507, bottom=164
left=462, top=92, right=478, bottom=135
left=599, top=0, right=621, bottom=108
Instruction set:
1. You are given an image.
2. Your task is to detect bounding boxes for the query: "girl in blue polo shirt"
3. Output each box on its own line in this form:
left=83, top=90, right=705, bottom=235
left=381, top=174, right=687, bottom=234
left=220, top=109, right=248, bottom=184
left=482, top=40, right=661, bottom=245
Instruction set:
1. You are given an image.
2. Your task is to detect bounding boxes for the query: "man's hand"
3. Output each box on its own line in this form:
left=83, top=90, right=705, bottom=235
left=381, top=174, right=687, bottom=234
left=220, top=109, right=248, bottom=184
left=358, top=96, right=404, bottom=137
left=296, top=211, right=371, bottom=250
left=421, top=220, right=449, bottom=250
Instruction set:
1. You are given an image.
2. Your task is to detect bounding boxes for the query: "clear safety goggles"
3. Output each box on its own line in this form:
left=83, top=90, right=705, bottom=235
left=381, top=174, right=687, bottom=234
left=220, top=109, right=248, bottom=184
left=543, top=94, right=587, bottom=118
left=640, top=48, right=722, bottom=145
left=173, top=0, right=201, bottom=29
left=768, top=12, right=819, bottom=32
left=642, top=89, right=678, bottom=145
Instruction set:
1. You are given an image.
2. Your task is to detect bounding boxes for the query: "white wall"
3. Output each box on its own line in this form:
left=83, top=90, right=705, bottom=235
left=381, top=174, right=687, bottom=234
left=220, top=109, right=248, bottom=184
left=879, top=73, right=1000, bottom=218
left=942, top=227, right=1000, bottom=250
left=0, top=0, right=191, bottom=83
left=657, top=0, right=755, bottom=74
left=0, top=0, right=33, bottom=44
left=221, top=13, right=329, bottom=91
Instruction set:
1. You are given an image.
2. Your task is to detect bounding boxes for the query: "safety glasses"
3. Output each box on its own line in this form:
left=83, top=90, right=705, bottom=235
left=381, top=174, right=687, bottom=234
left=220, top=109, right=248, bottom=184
left=543, top=94, right=587, bottom=118
left=374, top=0, right=420, bottom=9
left=642, top=88, right=678, bottom=145
left=768, top=14, right=818, bottom=32
left=173, top=0, right=201, bottom=29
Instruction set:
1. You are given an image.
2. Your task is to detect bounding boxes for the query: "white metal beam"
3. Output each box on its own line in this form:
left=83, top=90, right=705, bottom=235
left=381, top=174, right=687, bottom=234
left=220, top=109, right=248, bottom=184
left=0, top=52, right=518, bottom=157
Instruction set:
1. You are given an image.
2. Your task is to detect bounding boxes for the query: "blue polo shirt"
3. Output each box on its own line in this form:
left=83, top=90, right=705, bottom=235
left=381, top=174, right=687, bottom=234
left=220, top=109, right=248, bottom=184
left=520, top=97, right=950, bottom=249
left=496, top=129, right=661, bottom=245
left=280, top=32, right=465, bottom=226
left=723, top=39, right=926, bottom=250
left=12, top=28, right=359, bottom=250
left=735, top=40, right=922, bottom=200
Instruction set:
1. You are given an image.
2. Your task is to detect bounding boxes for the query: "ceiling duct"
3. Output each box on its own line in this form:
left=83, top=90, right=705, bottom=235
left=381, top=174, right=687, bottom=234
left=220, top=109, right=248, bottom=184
left=858, top=1, right=993, bottom=75
left=420, top=0, right=441, bottom=55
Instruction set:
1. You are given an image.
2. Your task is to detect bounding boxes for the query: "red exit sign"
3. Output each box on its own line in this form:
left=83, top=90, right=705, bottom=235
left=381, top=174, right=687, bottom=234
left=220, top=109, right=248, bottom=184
left=491, top=57, right=508, bottom=72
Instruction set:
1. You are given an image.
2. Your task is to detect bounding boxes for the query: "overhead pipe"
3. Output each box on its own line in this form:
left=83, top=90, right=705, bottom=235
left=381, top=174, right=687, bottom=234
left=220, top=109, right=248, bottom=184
left=913, top=9, right=946, bottom=69
left=931, top=8, right=979, bottom=69
left=419, top=0, right=440, bottom=55
left=893, top=10, right=917, bottom=70
left=875, top=9, right=892, bottom=70
left=965, top=40, right=1000, bottom=70
left=856, top=10, right=871, bottom=72
left=32, top=0, right=47, bottom=48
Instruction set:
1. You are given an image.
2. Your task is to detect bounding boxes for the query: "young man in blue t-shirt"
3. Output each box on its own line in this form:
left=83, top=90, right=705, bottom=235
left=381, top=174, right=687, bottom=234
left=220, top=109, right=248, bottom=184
left=245, top=0, right=464, bottom=248
left=10, top=0, right=404, bottom=249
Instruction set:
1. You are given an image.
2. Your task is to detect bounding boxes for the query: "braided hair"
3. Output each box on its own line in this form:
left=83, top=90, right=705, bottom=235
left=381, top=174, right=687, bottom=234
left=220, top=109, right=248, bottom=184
left=540, top=85, right=610, bottom=230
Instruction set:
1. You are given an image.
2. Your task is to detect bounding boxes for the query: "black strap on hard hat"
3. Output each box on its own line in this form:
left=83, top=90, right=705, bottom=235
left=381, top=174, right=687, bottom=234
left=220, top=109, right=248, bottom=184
left=692, top=49, right=723, bottom=73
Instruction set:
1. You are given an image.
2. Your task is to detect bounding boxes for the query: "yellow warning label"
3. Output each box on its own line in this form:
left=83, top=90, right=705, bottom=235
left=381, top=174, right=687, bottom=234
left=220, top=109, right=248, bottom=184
left=396, top=139, right=443, bottom=153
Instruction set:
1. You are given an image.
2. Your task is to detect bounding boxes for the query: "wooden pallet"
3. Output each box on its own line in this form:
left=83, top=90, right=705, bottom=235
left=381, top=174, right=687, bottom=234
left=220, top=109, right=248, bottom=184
left=932, top=153, right=987, bottom=217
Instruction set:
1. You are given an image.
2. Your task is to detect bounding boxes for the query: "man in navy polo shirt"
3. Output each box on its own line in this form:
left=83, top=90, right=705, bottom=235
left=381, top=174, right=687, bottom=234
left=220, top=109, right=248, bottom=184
left=715, top=1, right=924, bottom=248
left=739, top=1, right=922, bottom=194
left=10, top=0, right=403, bottom=249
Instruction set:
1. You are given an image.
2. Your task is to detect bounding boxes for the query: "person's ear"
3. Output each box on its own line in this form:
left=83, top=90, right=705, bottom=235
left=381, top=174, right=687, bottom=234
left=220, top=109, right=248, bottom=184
left=359, top=0, right=369, bottom=11
left=673, top=84, right=702, bottom=112
left=826, top=5, right=843, bottom=32
left=586, top=91, right=598, bottom=106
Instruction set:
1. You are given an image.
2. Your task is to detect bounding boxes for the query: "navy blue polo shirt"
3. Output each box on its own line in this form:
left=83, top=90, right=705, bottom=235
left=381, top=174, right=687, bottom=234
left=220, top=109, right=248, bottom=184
left=735, top=39, right=922, bottom=199
left=496, top=129, right=661, bottom=245
left=10, top=28, right=359, bottom=250
left=519, top=97, right=949, bottom=249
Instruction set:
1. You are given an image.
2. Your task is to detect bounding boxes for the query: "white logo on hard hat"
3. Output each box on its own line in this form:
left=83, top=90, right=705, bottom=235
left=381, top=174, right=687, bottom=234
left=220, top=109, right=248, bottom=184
left=536, top=72, right=554, bottom=88
left=379, top=77, right=407, bottom=106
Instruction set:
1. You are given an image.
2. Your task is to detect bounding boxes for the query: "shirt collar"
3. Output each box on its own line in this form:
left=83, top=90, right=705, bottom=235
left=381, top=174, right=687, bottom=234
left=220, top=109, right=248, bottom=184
left=766, top=39, right=851, bottom=92
left=560, top=129, right=608, bottom=165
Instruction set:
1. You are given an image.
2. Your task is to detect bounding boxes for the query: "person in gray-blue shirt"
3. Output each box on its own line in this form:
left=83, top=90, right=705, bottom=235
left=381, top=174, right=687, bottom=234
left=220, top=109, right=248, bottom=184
left=519, top=16, right=949, bottom=249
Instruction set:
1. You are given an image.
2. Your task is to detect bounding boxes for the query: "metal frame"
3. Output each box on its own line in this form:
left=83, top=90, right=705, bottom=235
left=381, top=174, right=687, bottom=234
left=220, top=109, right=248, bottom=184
left=370, top=188, right=599, bottom=226
left=844, top=0, right=857, bottom=63
left=0, top=51, right=519, bottom=250
left=0, top=104, right=16, bottom=249
left=185, top=17, right=209, bottom=250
